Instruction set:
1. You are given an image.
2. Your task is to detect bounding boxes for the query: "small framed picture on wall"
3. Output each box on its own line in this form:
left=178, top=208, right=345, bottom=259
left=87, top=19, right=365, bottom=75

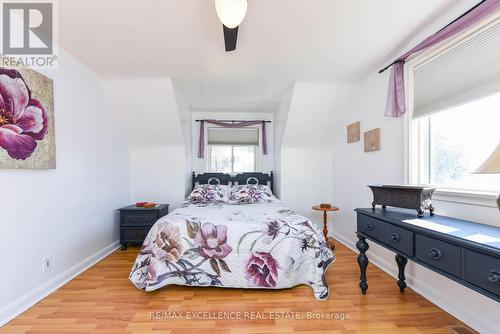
left=347, top=122, right=360, bottom=143
left=364, top=128, right=380, bottom=152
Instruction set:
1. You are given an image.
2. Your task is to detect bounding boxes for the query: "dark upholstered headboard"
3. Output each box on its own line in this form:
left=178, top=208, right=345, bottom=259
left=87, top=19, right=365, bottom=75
left=191, top=172, right=274, bottom=194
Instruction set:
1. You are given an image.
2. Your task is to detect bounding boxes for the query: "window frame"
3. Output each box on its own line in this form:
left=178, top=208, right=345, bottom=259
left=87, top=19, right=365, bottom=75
left=206, top=144, right=259, bottom=173
left=204, top=125, right=262, bottom=173
left=404, top=15, right=499, bottom=208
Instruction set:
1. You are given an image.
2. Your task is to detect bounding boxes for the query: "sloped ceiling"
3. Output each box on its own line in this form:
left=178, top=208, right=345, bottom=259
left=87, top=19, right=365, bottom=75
left=58, top=0, right=471, bottom=111
left=104, top=78, right=184, bottom=146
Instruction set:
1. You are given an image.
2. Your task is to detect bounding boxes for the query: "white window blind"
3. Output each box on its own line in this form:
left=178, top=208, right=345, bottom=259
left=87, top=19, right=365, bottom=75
left=413, top=19, right=500, bottom=118
left=207, top=127, right=259, bottom=145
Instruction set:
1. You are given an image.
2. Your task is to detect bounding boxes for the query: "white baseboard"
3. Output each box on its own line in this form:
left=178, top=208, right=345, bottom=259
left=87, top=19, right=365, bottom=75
left=0, top=240, right=120, bottom=327
left=333, top=232, right=496, bottom=334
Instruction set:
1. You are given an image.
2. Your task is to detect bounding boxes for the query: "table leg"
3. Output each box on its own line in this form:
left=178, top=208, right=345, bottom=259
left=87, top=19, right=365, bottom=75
left=395, top=254, right=408, bottom=293
left=356, top=235, right=369, bottom=294
left=323, top=211, right=335, bottom=250
left=322, top=211, right=328, bottom=238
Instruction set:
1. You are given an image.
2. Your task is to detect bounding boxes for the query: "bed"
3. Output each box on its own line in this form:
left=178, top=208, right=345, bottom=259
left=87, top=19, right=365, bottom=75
left=129, top=172, right=335, bottom=300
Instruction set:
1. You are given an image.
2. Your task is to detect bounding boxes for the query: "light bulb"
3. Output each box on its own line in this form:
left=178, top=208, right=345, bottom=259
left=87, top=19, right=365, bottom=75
left=215, top=0, right=248, bottom=29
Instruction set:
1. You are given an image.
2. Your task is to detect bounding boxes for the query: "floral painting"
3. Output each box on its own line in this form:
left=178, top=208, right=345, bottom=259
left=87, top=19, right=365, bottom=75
left=130, top=202, right=335, bottom=300
left=0, top=66, right=55, bottom=169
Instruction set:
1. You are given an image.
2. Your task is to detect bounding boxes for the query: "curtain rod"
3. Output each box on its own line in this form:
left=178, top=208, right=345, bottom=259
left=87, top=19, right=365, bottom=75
left=195, top=119, right=272, bottom=123
left=378, top=0, right=487, bottom=74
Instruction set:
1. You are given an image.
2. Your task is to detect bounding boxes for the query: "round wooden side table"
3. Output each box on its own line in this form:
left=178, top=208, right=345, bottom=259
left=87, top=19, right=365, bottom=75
left=312, top=205, right=339, bottom=250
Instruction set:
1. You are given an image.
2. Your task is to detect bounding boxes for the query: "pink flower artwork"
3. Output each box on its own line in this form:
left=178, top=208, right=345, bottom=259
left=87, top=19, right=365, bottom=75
left=0, top=68, right=49, bottom=160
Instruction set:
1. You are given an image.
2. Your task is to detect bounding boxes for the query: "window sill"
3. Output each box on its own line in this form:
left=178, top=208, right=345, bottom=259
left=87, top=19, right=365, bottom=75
left=432, top=188, right=499, bottom=208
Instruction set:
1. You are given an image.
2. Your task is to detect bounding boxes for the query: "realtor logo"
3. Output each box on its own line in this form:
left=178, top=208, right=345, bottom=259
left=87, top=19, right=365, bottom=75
left=1, top=1, right=57, bottom=68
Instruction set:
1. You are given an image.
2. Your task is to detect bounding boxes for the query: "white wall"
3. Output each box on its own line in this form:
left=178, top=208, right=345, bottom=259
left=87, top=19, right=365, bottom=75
left=173, top=84, right=193, bottom=197
left=331, top=71, right=500, bottom=334
left=273, top=84, right=295, bottom=199
left=129, top=144, right=186, bottom=208
left=105, top=78, right=187, bottom=209
left=190, top=111, right=275, bottom=174
left=0, top=49, right=130, bottom=324
left=280, top=82, right=353, bottom=223
left=331, top=72, right=406, bottom=241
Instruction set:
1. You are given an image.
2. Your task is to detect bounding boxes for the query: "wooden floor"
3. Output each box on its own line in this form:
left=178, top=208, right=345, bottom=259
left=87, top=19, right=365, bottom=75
left=2, top=242, right=475, bottom=334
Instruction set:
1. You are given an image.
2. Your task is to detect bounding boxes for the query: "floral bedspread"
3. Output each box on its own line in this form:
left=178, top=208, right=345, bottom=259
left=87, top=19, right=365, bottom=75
left=130, top=202, right=335, bottom=300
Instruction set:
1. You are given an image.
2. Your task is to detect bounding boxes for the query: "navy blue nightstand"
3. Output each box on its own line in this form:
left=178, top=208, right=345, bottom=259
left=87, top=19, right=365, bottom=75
left=118, top=204, right=169, bottom=250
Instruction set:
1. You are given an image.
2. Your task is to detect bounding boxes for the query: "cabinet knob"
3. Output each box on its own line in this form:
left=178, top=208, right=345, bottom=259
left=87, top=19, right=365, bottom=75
left=390, top=233, right=400, bottom=242
left=365, top=223, right=373, bottom=231
left=427, top=248, right=442, bottom=260
left=488, top=271, right=500, bottom=283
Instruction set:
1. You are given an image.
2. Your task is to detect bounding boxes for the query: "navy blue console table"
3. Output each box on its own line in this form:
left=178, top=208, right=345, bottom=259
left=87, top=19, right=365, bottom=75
left=355, top=208, right=500, bottom=302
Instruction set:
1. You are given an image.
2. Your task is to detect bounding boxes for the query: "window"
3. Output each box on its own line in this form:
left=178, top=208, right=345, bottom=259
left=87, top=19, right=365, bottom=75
left=408, top=18, right=500, bottom=195
left=209, top=145, right=257, bottom=173
left=411, top=93, right=500, bottom=192
left=206, top=127, right=259, bottom=173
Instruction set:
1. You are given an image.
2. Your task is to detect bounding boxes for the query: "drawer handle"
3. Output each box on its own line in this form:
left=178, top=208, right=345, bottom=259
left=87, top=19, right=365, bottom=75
left=427, top=248, right=442, bottom=260
left=390, top=233, right=400, bottom=242
left=135, top=232, right=144, bottom=237
left=488, top=271, right=500, bottom=284
left=128, top=216, right=150, bottom=222
left=365, top=223, right=373, bottom=231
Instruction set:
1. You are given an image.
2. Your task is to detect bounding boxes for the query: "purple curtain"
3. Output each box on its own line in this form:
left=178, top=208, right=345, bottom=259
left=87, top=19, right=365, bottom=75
left=385, top=0, right=500, bottom=117
left=197, top=120, right=268, bottom=158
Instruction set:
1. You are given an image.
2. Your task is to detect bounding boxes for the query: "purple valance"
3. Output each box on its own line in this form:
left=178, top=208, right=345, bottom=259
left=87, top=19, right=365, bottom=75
left=197, top=120, right=268, bottom=158
left=384, top=0, right=500, bottom=117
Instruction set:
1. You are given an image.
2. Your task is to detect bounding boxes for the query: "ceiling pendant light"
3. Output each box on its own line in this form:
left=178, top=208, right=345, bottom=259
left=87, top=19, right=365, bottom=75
left=215, top=0, right=248, bottom=29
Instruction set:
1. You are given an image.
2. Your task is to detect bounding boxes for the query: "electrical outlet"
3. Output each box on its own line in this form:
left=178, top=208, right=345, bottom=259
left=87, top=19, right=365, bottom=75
left=42, top=256, right=53, bottom=272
